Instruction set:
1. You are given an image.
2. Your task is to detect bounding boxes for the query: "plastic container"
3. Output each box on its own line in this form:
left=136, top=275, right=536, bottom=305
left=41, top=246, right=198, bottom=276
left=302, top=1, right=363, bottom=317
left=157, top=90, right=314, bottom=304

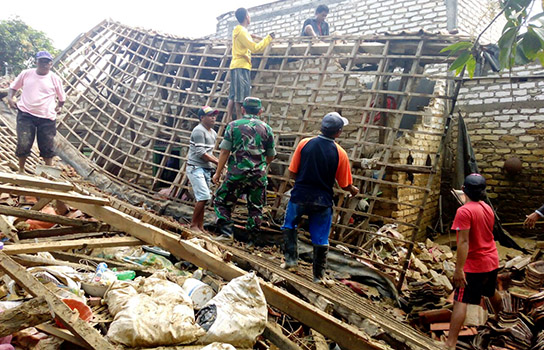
left=116, top=270, right=136, bottom=281
left=182, top=278, right=215, bottom=310
left=93, top=263, right=108, bottom=282
left=55, top=299, right=93, bottom=328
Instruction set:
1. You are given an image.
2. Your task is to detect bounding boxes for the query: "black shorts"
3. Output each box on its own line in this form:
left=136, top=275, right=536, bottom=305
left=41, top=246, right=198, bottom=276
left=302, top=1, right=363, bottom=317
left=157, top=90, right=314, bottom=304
left=454, top=269, right=498, bottom=305
left=16, top=109, right=56, bottom=158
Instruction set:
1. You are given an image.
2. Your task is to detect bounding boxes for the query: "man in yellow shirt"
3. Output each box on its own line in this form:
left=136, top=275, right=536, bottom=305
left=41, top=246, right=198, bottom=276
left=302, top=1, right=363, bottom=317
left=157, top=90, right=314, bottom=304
left=227, top=8, right=274, bottom=121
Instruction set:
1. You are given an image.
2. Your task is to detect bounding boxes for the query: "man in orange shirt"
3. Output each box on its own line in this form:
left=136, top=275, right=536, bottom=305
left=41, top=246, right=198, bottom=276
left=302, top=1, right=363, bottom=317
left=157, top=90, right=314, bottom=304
left=281, top=112, right=358, bottom=284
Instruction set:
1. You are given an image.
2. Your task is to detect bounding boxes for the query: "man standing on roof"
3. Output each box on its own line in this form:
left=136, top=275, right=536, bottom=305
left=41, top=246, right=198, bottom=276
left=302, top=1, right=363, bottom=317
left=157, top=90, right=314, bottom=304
left=212, top=97, right=276, bottom=245
left=281, top=112, right=358, bottom=285
left=227, top=8, right=274, bottom=121
left=186, top=106, right=219, bottom=233
left=301, top=5, right=330, bottom=37
left=445, top=174, right=501, bottom=350
left=7, top=51, right=66, bottom=174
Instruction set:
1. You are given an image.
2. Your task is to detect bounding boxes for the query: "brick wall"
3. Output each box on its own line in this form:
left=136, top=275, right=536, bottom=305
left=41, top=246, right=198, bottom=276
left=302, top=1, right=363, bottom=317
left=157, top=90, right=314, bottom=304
left=457, top=0, right=504, bottom=43
left=215, top=0, right=450, bottom=39
left=454, top=63, right=544, bottom=225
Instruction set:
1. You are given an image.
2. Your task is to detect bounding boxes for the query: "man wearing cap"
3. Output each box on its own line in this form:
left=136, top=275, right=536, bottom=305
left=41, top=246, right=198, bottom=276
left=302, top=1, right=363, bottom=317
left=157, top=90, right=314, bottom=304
left=7, top=51, right=66, bottom=174
left=227, top=7, right=274, bottom=122
left=281, top=112, right=358, bottom=285
left=186, top=106, right=219, bottom=233
left=212, top=97, right=275, bottom=244
left=446, top=173, right=501, bottom=349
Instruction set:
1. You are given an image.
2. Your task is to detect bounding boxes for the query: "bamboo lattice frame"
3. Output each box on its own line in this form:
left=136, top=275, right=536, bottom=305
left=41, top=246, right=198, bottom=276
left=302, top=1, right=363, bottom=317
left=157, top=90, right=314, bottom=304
left=54, top=20, right=465, bottom=279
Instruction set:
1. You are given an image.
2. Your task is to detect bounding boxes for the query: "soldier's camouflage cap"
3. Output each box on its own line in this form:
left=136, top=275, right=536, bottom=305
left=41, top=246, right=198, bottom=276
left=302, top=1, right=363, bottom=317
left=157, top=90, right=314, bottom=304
left=243, top=97, right=262, bottom=110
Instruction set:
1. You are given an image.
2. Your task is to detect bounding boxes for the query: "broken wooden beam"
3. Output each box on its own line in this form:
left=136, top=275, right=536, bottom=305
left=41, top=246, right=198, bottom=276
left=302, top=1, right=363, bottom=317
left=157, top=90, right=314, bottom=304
left=0, top=185, right=109, bottom=205
left=0, top=205, right=99, bottom=227
left=0, top=214, right=18, bottom=242
left=2, top=236, right=143, bottom=255
left=18, top=223, right=105, bottom=239
left=0, top=171, right=73, bottom=191
left=263, top=322, right=303, bottom=350
left=12, top=254, right=95, bottom=271
left=0, top=252, right=115, bottom=350
left=67, top=202, right=379, bottom=350
left=0, top=296, right=52, bottom=337
left=50, top=251, right=152, bottom=276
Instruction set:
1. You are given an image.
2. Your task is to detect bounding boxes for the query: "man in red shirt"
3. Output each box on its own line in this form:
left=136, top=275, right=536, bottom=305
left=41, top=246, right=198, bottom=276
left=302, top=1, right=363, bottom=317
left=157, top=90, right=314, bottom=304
left=281, top=112, right=358, bottom=285
left=446, top=173, right=501, bottom=349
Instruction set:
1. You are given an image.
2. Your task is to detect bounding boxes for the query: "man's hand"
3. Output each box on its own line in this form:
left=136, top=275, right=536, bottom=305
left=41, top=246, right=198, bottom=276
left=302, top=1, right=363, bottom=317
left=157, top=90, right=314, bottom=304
left=453, top=269, right=467, bottom=289
left=7, top=98, right=17, bottom=109
left=55, top=105, right=63, bottom=114
left=212, top=172, right=221, bottom=185
left=524, top=212, right=540, bottom=229
left=269, top=32, right=276, bottom=39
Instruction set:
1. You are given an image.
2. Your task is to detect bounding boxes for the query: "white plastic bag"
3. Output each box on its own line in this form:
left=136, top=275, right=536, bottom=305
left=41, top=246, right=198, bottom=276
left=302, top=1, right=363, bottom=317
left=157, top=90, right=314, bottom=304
left=105, top=275, right=204, bottom=347
left=197, top=272, right=267, bottom=347
left=201, top=343, right=237, bottom=350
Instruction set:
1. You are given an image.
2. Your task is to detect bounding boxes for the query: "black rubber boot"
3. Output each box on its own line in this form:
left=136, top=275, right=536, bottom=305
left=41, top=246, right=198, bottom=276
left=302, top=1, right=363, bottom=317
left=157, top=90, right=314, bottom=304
left=280, top=228, right=298, bottom=271
left=245, top=229, right=258, bottom=250
left=312, top=245, right=329, bottom=283
left=214, top=221, right=234, bottom=242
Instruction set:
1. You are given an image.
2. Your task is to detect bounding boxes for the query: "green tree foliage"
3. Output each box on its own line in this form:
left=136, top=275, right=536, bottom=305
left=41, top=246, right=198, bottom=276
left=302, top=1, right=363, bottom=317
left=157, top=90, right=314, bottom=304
left=442, top=0, right=544, bottom=77
left=0, top=17, right=58, bottom=75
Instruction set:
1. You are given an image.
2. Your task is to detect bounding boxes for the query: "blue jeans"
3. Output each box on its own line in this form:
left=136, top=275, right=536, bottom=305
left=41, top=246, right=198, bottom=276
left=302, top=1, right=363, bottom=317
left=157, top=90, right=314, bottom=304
left=281, top=201, right=332, bottom=245
left=186, top=165, right=213, bottom=201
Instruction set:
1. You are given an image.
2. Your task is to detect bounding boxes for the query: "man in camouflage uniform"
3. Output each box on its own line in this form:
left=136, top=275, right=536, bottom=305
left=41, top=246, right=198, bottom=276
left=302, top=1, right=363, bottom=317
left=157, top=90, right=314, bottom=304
left=212, top=97, right=276, bottom=243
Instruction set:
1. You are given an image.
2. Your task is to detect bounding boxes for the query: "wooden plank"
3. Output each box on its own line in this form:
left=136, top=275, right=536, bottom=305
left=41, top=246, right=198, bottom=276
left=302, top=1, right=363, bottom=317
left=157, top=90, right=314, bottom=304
left=19, top=231, right=106, bottom=243
left=263, top=322, right=303, bottom=350
left=31, top=197, right=53, bottom=211
left=0, top=171, right=73, bottom=191
left=67, top=202, right=380, bottom=350
left=537, top=241, right=544, bottom=249
left=0, top=185, right=109, bottom=205
left=0, top=252, right=115, bottom=350
left=0, top=205, right=99, bottom=227
left=12, top=254, right=95, bottom=271
left=2, top=236, right=143, bottom=255
left=0, top=214, right=19, bottom=242
left=18, top=224, right=104, bottom=239
left=0, top=296, right=52, bottom=337
left=50, top=251, right=152, bottom=276
left=37, top=324, right=89, bottom=349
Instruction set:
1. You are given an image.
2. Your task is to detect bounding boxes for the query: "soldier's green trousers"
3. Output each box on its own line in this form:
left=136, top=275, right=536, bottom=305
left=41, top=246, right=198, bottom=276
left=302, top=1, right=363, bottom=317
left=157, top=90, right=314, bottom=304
left=214, top=172, right=267, bottom=231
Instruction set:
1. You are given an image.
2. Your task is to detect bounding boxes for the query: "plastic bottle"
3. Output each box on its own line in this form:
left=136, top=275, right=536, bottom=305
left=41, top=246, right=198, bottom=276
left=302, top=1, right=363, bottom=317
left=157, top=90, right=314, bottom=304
left=116, top=270, right=136, bottom=281
left=93, top=262, right=108, bottom=282
left=192, top=268, right=204, bottom=280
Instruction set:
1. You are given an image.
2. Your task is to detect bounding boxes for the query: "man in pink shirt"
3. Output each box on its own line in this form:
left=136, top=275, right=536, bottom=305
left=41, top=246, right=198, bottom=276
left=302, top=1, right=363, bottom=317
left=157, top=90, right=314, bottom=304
left=445, top=173, right=501, bottom=349
left=7, top=51, right=66, bottom=173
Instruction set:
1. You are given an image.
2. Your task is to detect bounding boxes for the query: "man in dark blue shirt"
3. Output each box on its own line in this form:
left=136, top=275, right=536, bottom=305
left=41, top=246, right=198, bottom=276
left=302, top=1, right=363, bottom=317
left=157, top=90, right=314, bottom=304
left=281, top=112, right=358, bottom=285
left=302, top=5, right=330, bottom=37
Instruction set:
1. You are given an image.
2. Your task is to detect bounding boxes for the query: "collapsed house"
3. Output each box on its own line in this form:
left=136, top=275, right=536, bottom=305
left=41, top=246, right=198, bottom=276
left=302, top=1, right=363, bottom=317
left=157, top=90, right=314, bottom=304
left=0, top=0, right=543, bottom=349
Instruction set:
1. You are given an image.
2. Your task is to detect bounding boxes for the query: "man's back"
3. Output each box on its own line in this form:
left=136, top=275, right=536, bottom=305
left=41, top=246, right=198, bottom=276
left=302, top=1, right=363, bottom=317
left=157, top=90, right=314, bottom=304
left=223, top=116, right=275, bottom=175
left=289, top=136, right=351, bottom=207
left=452, top=201, right=498, bottom=273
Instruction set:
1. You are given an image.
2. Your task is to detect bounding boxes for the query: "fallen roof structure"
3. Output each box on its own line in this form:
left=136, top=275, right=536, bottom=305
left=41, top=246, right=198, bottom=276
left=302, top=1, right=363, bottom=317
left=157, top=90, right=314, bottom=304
left=0, top=169, right=443, bottom=350
left=47, top=20, right=469, bottom=288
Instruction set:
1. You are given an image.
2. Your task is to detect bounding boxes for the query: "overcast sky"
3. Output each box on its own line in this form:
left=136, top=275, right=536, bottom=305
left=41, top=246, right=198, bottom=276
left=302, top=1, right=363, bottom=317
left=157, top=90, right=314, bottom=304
left=1, top=0, right=273, bottom=49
